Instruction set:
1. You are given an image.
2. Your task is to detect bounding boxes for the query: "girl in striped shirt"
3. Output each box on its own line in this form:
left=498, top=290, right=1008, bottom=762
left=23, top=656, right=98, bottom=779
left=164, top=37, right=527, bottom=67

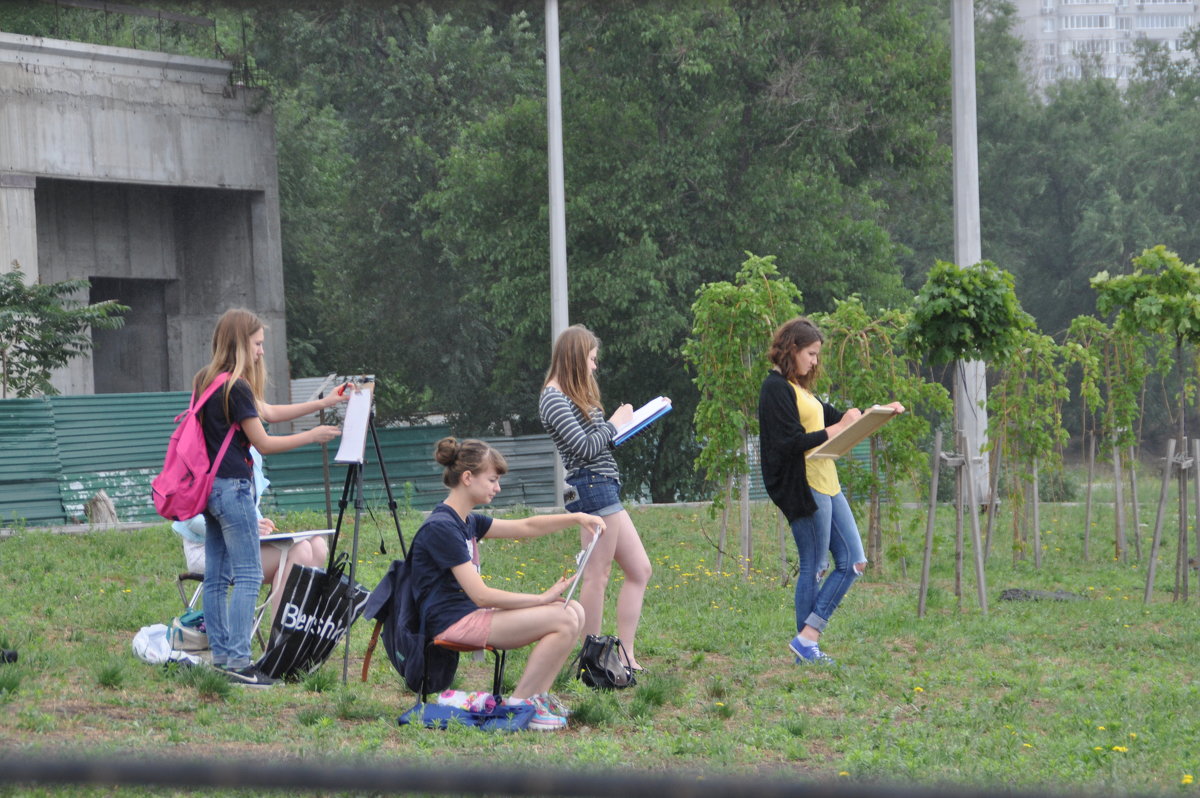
left=539, top=324, right=651, bottom=674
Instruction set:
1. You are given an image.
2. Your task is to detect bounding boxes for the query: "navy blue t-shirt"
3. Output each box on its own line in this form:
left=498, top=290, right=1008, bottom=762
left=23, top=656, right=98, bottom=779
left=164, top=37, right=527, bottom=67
left=410, top=503, right=494, bottom=636
left=200, top=377, right=258, bottom=480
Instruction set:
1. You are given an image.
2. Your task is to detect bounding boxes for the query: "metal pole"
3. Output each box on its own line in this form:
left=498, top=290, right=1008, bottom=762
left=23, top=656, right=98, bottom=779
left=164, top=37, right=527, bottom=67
left=546, top=0, right=569, bottom=341
left=950, top=0, right=990, bottom=502
left=546, top=0, right=569, bottom=497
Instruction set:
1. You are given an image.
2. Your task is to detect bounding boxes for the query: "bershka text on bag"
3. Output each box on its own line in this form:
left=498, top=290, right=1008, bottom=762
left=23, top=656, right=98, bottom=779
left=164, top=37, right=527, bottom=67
left=277, top=601, right=349, bottom=642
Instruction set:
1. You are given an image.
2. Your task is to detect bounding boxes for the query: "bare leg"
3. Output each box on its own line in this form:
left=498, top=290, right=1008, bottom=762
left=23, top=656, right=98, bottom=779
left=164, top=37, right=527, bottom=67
left=578, top=519, right=619, bottom=638
left=259, top=540, right=323, bottom=626
left=486, top=600, right=584, bottom=698
left=607, top=510, right=651, bottom=670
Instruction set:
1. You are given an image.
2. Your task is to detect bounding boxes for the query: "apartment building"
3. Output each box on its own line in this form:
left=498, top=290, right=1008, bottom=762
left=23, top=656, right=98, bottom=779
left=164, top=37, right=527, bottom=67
left=1011, top=0, right=1196, bottom=89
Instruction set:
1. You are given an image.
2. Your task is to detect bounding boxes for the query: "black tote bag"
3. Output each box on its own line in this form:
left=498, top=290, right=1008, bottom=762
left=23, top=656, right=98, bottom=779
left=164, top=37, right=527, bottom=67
left=255, top=553, right=370, bottom=680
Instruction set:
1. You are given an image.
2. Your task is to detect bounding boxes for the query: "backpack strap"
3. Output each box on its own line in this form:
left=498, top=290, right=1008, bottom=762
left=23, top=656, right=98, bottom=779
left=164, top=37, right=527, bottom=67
left=191, top=372, right=240, bottom=478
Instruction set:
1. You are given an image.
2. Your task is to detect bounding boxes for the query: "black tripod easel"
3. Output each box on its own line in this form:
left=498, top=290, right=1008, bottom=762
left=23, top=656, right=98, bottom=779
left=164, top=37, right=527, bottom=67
left=329, top=407, right=407, bottom=685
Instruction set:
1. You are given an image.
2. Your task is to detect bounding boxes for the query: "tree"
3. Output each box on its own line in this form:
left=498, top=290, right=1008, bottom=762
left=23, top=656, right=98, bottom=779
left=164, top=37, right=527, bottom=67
left=1092, top=245, right=1200, bottom=446
left=682, top=253, right=802, bottom=575
left=0, top=270, right=127, bottom=399
left=904, top=259, right=1030, bottom=370
left=421, top=0, right=951, bottom=499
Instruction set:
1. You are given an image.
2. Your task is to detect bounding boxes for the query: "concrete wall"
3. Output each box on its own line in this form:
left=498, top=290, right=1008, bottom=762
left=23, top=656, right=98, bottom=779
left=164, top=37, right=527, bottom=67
left=0, top=31, right=290, bottom=404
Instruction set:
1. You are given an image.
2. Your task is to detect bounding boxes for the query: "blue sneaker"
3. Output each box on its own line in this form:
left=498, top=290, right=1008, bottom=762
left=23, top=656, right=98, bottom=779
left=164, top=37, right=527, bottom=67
left=789, top=635, right=836, bottom=666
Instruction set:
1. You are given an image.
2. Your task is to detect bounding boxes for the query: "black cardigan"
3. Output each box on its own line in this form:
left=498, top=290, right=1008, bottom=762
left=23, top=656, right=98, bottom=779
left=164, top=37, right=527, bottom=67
left=757, top=370, right=845, bottom=522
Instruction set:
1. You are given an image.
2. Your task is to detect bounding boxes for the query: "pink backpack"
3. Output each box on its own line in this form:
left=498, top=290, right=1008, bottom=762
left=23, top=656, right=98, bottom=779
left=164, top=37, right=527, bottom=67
left=151, top=373, right=240, bottom=521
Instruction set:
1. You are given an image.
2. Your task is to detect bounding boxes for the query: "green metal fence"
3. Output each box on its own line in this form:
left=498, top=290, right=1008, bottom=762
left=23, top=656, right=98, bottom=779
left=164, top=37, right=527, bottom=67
left=0, top=393, right=558, bottom=527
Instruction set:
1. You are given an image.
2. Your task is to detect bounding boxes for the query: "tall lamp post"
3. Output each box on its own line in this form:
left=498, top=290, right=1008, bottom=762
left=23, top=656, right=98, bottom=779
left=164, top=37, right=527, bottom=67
left=951, top=0, right=990, bottom=499
left=546, top=0, right=569, bottom=495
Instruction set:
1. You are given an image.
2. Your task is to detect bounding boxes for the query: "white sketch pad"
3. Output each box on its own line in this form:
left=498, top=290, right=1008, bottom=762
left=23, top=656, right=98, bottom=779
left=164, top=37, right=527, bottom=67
left=258, top=528, right=334, bottom=543
left=334, top=383, right=374, bottom=464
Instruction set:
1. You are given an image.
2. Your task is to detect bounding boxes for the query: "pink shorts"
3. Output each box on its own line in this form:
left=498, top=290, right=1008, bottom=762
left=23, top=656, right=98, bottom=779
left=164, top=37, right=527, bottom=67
left=435, top=608, right=495, bottom=649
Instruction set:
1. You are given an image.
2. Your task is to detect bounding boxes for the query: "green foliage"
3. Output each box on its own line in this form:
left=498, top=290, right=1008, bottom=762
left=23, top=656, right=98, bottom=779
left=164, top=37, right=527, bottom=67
left=1092, top=246, right=1200, bottom=347
left=987, top=328, right=1070, bottom=485
left=1092, top=246, right=1200, bottom=438
left=1064, top=316, right=1154, bottom=449
left=905, top=260, right=1031, bottom=368
left=682, top=253, right=802, bottom=508
left=413, top=0, right=949, bottom=499
left=0, top=269, right=127, bottom=398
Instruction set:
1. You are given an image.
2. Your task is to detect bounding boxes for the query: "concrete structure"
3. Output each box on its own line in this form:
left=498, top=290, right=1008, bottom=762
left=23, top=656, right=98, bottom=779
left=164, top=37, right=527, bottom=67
left=0, top=31, right=289, bottom=402
left=1011, top=0, right=1196, bottom=90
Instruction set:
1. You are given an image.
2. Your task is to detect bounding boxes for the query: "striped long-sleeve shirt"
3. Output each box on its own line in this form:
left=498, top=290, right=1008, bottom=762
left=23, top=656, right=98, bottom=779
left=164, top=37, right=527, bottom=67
left=538, top=386, right=621, bottom=481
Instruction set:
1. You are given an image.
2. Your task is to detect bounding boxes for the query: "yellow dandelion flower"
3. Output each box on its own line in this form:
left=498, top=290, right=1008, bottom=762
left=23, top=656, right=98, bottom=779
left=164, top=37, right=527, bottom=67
left=1023, top=743, right=1033, bottom=748
left=913, top=686, right=924, bottom=693
left=715, top=702, right=725, bottom=707
left=1111, top=746, right=1127, bottom=752
left=1182, top=775, right=1194, bottom=785
left=838, top=772, right=849, bottom=777
left=1097, top=726, right=1106, bottom=730
left=1093, top=747, right=1103, bottom=751
left=1129, top=733, right=1137, bottom=739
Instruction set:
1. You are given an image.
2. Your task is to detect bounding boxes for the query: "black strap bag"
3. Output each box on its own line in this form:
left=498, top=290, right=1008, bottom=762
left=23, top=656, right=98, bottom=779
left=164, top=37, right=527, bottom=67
left=572, top=634, right=636, bottom=690
left=255, top=552, right=370, bottom=680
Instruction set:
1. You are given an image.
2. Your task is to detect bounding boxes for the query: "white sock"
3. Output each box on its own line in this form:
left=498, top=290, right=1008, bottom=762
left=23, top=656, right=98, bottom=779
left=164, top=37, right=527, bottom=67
left=795, top=636, right=818, bottom=648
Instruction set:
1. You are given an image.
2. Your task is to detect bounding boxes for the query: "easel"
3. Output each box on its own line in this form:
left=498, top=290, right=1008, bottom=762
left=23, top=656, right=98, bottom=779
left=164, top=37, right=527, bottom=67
left=1143, top=437, right=1197, bottom=603
left=327, top=383, right=407, bottom=684
left=918, top=429, right=989, bottom=617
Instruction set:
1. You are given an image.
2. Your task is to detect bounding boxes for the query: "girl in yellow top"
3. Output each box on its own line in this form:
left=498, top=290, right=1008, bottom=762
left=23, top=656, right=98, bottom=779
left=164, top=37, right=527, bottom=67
left=757, top=318, right=903, bottom=665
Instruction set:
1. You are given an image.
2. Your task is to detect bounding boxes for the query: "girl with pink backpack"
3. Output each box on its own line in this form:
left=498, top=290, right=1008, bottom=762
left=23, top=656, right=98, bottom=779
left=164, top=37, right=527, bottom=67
left=191, top=309, right=349, bottom=688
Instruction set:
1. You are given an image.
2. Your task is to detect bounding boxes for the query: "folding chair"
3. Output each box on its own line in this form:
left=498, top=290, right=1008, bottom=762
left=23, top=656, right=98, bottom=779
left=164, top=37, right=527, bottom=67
left=174, top=541, right=294, bottom=651
left=420, top=637, right=508, bottom=703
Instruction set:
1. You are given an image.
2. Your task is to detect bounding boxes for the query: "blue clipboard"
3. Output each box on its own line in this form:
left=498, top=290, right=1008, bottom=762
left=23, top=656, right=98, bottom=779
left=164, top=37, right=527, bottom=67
left=613, top=396, right=672, bottom=446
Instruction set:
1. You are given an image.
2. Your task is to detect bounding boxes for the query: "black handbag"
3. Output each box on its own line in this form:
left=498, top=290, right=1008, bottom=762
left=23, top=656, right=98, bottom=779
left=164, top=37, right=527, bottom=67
left=572, top=634, right=636, bottom=690
left=255, top=553, right=369, bottom=680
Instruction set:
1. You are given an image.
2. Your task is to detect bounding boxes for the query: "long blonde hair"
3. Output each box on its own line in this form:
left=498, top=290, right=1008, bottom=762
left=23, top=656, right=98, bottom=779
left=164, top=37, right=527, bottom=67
left=192, top=308, right=267, bottom=421
left=544, top=324, right=603, bottom=419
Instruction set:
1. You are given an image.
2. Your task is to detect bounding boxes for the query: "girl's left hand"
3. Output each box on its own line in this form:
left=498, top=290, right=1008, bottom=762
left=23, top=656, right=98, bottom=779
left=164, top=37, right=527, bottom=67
left=578, top=514, right=605, bottom=541
left=543, top=575, right=572, bottom=603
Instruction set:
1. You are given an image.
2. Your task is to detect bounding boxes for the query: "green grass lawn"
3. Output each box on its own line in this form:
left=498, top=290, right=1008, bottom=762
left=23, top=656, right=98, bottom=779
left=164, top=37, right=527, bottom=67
left=1, top=479, right=1199, bottom=795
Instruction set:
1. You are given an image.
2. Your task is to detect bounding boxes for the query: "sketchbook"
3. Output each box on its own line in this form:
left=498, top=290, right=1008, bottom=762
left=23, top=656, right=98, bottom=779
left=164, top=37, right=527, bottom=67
left=805, top=405, right=898, bottom=461
left=334, top=382, right=375, bottom=464
left=258, top=528, right=335, bottom=543
left=613, top=396, right=673, bottom=446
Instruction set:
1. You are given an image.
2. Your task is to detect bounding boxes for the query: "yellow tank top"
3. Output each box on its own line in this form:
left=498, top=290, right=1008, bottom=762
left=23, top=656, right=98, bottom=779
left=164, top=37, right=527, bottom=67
left=792, top=383, right=840, bottom=496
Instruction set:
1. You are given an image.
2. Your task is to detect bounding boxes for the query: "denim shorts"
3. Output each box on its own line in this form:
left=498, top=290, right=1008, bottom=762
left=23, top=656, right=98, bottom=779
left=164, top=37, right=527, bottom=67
left=565, top=470, right=624, bottom=517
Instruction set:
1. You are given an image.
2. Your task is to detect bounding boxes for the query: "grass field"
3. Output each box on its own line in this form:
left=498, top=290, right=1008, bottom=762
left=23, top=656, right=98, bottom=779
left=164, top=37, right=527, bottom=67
left=1, top=472, right=1199, bottom=796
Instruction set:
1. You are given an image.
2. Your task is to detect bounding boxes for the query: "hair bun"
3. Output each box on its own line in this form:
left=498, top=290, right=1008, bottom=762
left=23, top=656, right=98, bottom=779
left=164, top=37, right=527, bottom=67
left=433, top=437, right=459, bottom=467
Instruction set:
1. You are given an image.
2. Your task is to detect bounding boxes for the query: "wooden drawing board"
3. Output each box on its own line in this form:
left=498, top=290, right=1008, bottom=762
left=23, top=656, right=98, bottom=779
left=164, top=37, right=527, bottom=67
left=806, top=405, right=898, bottom=460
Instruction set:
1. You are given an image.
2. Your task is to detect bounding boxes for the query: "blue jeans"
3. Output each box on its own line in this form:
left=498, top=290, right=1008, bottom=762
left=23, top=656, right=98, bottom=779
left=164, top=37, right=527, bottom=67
left=203, top=477, right=262, bottom=668
left=791, top=491, right=866, bottom=634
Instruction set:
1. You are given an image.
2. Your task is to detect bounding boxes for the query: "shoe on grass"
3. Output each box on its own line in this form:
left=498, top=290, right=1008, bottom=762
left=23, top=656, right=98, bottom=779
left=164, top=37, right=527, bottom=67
left=539, top=692, right=571, bottom=717
left=217, top=664, right=275, bottom=688
left=504, top=696, right=566, bottom=731
left=788, top=634, right=837, bottom=666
